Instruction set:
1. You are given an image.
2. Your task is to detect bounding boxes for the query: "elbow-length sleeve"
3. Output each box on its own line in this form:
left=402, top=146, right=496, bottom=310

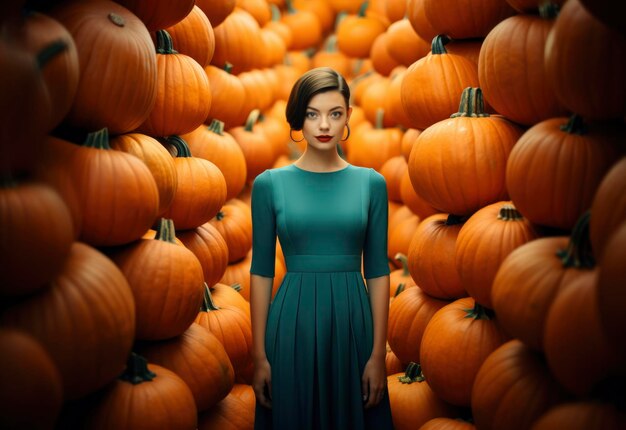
left=363, top=168, right=390, bottom=280
left=249, top=170, right=277, bottom=278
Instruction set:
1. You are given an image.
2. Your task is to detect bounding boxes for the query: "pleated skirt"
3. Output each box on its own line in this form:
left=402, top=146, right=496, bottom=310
left=254, top=271, right=394, bottom=430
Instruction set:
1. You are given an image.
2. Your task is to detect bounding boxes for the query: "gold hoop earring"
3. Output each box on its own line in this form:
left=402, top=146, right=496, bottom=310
left=290, top=129, right=304, bottom=142
left=341, top=124, right=351, bottom=141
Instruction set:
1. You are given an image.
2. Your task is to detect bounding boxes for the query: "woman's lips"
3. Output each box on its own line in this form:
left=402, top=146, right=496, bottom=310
left=316, top=136, right=332, bottom=142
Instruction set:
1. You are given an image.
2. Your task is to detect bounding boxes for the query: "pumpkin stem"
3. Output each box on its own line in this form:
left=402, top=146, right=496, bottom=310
left=557, top=210, right=595, bottom=269
left=154, top=218, right=177, bottom=243
left=208, top=119, right=226, bottom=136
left=394, top=282, right=406, bottom=297
left=375, top=108, right=385, bottom=129
left=463, top=301, right=495, bottom=320
left=334, top=11, right=348, bottom=29
left=230, top=283, right=243, bottom=293
left=358, top=1, right=369, bottom=17
left=83, top=128, right=111, bottom=150
left=156, top=29, right=178, bottom=55
left=244, top=109, right=261, bottom=132
left=223, top=62, right=234, bottom=74
left=36, top=39, right=68, bottom=70
left=394, top=253, right=411, bottom=276
left=215, top=210, right=225, bottom=221
left=270, top=3, right=282, bottom=21
left=497, top=204, right=524, bottom=221
left=285, top=0, right=296, bottom=14
left=201, top=283, right=221, bottom=311
left=398, top=362, right=426, bottom=384
left=451, top=87, right=489, bottom=118
left=445, top=214, right=467, bottom=225
left=559, top=114, right=587, bottom=136
left=352, top=58, right=366, bottom=76
left=119, top=352, right=156, bottom=385
left=337, top=142, right=346, bottom=159
left=323, top=34, right=339, bottom=53
left=431, top=35, right=451, bottom=55
left=108, top=12, right=126, bottom=27
left=166, top=135, right=193, bottom=158
left=539, top=2, right=560, bottom=19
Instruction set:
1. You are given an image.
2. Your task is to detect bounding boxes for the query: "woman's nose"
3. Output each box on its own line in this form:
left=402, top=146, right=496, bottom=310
left=319, top=115, right=330, bottom=129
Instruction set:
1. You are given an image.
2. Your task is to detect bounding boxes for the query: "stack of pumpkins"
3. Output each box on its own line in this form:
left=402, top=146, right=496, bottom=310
left=0, top=0, right=624, bottom=429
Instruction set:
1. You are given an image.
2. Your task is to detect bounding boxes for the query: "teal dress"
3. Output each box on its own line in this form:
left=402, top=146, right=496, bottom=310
left=250, top=163, right=394, bottom=430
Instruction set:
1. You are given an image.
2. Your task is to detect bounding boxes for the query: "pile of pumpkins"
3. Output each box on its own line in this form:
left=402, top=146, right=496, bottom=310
left=0, top=0, right=624, bottom=429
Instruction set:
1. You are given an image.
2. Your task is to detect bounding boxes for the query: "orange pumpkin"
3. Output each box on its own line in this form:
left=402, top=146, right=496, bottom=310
left=0, top=330, right=63, bottom=429
left=423, top=0, right=515, bottom=39
left=281, top=0, right=322, bottom=51
left=17, top=11, right=80, bottom=132
left=346, top=110, right=403, bottom=170
left=388, top=287, right=448, bottom=364
left=162, top=135, right=227, bottom=231
left=198, top=392, right=255, bottom=430
left=0, top=179, right=73, bottom=296
left=388, top=363, right=460, bottom=429
left=114, top=0, right=194, bottom=30
left=205, top=64, right=248, bottom=129
left=209, top=200, right=253, bottom=263
left=455, top=202, right=538, bottom=308
left=406, top=0, right=437, bottom=43
left=506, top=115, right=625, bottom=230
left=544, top=269, right=619, bottom=396
left=196, top=0, right=236, bottom=27
left=178, top=222, right=230, bottom=287
left=471, top=340, right=568, bottom=430
left=420, top=297, right=509, bottom=406
left=195, top=285, right=253, bottom=376
left=51, top=0, right=157, bottom=134
left=380, top=155, right=407, bottom=203
left=45, top=129, right=160, bottom=247
left=111, top=218, right=204, bottom=340
left=211, top=8, right=262, bottom=74
left=369, top=32, right=402, bottom=76
left=401, top=36, right=480, bottom=130
left=385, top=18, right=430, bottom=67
left=230, top=109, right=276, bottom=184
left=84, top=353, right=198, bottom=429
left=137, top=323, right=235, bottom=412
left=407, top=214, right=467, bottom=300
left=1, top=242, right=136, bottom=400
left=589, top=157, right=626, bottom=263
left=336, top=1, right=387, bottom=58
left=110, top=132, right=178, bottom=216
left=544, top=0, right=626, bottom=120
left=182, top=120, right=248, bottom=201
left=138, top=30, right=211, bottom=137
left=165, top=5, right=216, bottom=68
left=491, top=212, right=596, bottom=351
left=478, top=6, right=567, bottom=126
left=408, top=87, right=523, bottom=216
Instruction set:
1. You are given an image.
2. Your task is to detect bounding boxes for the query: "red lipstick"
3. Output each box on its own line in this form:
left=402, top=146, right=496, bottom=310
left=316, top=135, right=332, bottom=142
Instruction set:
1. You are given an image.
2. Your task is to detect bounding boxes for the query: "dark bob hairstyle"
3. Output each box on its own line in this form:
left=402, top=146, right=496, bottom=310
left=285, top=67, right=350, bottom=131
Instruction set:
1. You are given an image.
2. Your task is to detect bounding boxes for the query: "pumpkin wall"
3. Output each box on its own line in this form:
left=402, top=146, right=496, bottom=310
left=1, top=0, right=625, bottom=428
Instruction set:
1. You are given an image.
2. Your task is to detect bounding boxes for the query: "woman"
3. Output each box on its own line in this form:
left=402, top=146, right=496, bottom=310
left=249, top=67, right=393, bottom=429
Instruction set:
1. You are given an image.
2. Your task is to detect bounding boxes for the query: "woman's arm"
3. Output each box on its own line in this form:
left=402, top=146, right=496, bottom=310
left=362, top=274, right=390, bottom=408
left=250, top=273, right=274, bottom=408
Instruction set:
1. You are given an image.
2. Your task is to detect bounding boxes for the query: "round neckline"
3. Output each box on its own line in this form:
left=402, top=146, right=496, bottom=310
left=291, top=163, right=351, bottom=174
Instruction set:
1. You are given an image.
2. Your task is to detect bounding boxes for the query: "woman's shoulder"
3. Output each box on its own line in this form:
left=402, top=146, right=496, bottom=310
left=350, top=165, right=387, bottom=186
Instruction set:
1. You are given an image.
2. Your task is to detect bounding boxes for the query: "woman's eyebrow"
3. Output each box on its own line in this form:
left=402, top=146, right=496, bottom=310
left=306, top=106, right=345, bottom=112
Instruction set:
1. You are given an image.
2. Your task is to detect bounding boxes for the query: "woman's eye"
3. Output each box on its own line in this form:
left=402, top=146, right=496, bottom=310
left=306, top=112, right=317, bottom=118
left=331, top=111, right=342, bottom=119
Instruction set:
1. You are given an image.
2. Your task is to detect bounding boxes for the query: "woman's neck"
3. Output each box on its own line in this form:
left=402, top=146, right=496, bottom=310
left=294, top=148, right=348, bottom=172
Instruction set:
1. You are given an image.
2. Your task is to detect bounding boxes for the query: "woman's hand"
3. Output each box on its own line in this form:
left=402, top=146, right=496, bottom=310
left=253, top=358, right=272, bottom=409
left=361, top=356, right=387, bottom=409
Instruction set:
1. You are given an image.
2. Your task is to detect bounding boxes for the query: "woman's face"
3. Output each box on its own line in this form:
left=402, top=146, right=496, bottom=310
left=302, top=90, right=352, bottom=151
